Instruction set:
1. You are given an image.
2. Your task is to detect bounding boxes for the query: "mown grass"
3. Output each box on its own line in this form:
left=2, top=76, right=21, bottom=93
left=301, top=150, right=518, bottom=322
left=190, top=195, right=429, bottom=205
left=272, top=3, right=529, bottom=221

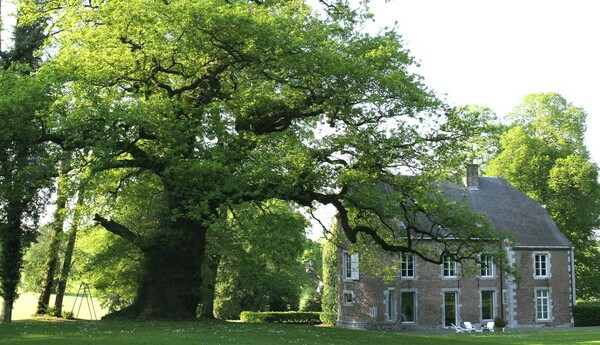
left=1, top=320, right=600, bottom=345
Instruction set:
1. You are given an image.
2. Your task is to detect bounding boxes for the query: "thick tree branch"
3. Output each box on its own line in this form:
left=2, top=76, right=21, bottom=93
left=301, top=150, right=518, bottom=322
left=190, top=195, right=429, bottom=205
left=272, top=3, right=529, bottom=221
left=93, top=214, right=138, bottom=245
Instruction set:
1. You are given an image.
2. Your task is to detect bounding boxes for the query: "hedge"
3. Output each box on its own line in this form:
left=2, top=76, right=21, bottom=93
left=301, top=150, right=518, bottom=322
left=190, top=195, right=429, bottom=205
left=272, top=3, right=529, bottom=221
left=239, top=311, right=322, bottom=325
left=574, top=302, right=600, bottom=326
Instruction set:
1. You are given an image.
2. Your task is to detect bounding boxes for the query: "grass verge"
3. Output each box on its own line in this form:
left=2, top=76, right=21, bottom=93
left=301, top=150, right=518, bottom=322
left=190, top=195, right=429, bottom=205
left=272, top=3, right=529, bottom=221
left=1, top=320, right=600, bottom=345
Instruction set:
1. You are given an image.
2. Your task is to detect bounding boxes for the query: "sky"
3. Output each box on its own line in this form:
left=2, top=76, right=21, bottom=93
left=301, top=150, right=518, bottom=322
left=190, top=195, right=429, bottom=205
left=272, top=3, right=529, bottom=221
left=368, top=0, right=600, bottom=162
left=310, top=0, right=600, bottom=238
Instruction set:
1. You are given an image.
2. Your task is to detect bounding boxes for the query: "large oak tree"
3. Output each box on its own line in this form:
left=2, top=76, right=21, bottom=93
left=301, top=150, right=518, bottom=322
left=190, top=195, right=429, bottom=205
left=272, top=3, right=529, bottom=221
left=21, top=0, right=500, bottom=318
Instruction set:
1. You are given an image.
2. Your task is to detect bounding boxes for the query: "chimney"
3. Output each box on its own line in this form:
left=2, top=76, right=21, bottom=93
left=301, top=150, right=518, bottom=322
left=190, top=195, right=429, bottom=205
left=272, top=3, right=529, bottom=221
left=465, top=164, right=479, bottom=190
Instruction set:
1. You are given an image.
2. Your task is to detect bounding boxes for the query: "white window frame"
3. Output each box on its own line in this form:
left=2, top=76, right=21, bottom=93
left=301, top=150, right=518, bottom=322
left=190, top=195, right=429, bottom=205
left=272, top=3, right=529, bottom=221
left=342, top=290, right=354, bottom=306
left=535, top=288, right=552, bottom=321
left=480, top=254, right=495, bottom=278
left=401, top=253, right=416, bottom=279
left=342, top=251, right=360, bottom=281
left=384, top=288, right=397, bottom=322
left=533, top=252, right=551, bottom=279
left=368, top=306, right=378, bottom=318
left=442, top=256, right=458, bottom=278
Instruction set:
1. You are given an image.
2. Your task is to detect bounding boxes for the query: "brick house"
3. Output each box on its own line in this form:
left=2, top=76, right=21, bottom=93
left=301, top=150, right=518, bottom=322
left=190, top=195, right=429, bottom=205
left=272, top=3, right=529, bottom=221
left=336, top=165, right=575, bottom=331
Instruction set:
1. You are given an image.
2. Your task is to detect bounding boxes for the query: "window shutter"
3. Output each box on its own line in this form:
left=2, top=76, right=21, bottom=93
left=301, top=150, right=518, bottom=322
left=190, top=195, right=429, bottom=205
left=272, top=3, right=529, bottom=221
left=351, top=253, right=360, bottom=280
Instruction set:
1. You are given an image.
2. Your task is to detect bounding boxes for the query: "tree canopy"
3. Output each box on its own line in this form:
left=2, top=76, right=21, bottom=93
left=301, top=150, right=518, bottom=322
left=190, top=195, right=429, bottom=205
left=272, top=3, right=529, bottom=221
left=486, top=92, right=600, bottom=298
left=15, top=0, right=502, bottom=318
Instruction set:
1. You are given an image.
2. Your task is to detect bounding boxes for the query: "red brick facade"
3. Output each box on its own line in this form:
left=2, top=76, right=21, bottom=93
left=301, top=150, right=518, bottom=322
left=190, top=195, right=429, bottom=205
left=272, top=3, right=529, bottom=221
left=336, top=245, right=575, bottom=330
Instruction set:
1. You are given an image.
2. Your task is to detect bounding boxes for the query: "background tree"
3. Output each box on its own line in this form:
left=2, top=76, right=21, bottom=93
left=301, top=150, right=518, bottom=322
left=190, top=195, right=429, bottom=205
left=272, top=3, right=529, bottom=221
left=486, top=92, right=600, bottom=299
left=212, top=201, right=308, bottom=320
left=20, top=0, right=502, bottom=318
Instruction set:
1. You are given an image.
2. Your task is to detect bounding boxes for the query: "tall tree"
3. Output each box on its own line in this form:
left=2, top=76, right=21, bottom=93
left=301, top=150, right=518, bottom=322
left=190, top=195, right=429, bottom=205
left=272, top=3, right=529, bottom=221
left=35, top=155, right=70, bottom=315
left=212, top=201, right=308, bottom=319
left=486, top=92, right=600, bottom=299
left=0, top=71, right=53, bottom=322
left=0, top=0, right=54, bottom=323
left=22, top=0, right=500, bottom=318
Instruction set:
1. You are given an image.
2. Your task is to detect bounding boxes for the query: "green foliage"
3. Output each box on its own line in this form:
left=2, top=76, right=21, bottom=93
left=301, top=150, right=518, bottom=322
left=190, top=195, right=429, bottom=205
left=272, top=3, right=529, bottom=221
left=320, top=231, right=338, bottom=325
left=212, top=201, right=309, bottom=320
left=13, top=0, right=510, bottom=317
left=239, top=311, right=321, bottom=324
left=75, top=229, right=141, bottom=313
left=573, top=302, right=600, bottom=326
left=298, top=288, right=322, bottom=312
left=486, top=92, right=600, bottom=299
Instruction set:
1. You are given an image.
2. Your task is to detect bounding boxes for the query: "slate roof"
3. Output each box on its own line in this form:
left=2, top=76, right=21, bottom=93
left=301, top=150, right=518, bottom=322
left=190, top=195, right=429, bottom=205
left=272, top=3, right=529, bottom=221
left=444, top=176, right=572, bottom=248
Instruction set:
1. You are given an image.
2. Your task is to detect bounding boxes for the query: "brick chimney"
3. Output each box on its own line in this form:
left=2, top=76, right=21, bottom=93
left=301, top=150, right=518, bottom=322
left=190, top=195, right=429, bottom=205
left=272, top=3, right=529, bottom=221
left=465, top=164, right=479, bottom=190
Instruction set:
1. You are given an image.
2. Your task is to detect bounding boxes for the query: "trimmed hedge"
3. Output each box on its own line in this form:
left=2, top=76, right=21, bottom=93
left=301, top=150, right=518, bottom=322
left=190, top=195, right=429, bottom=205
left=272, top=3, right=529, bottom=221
left=239, top=311, right=322, bottom=325
left=574, top=302, right=600, bottom=326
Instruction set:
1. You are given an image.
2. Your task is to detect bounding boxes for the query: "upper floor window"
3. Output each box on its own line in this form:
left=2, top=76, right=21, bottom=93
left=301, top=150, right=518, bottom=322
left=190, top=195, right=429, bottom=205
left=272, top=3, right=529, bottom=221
left=401, top=253, right=415, bottom=278
left=534, top=253, right=550, bottom=278
left=342, top=251, right=360, bottom=280
left=443, top=256, right=458, bottom=278
left=480, top=255, right=494, bottom=278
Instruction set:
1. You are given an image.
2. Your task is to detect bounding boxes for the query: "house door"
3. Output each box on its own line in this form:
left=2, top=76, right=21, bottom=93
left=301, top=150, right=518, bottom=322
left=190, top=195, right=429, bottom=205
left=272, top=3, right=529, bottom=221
left=444, top=292, right=458, bottom=327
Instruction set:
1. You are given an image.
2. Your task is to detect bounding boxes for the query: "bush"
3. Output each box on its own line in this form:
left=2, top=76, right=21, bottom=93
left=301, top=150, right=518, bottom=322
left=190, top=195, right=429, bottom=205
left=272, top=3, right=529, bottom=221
left=298, top=289, right=322, bottom=312
left=319, top=312, right=337, bottom=326
left=239, top=311, right=321, bottom=325
left=574, top=302, right=600, bottom=326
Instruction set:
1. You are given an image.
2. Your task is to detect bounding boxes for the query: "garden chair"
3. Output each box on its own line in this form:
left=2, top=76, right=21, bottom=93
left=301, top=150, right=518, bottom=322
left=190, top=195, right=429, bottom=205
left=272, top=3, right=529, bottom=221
left=450, top=323, right=467, bottom=333
left=482, top=321, right=495, bottom=332
left=463, top=321, right=482, bottom=333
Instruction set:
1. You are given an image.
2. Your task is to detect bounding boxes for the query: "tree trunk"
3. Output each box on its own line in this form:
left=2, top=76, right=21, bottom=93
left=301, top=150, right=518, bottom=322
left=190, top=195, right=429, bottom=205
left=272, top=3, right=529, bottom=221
left=100, top=218, right=207, bottom=319
left=54, top=183, right=84, bottom=315
left=1, top=298, right=13, bottom=323
left=53, top=224, right=77, bottom=315
left=37, top=155, right=71, bottom=315
left=35, top=227, right=61, bottom=315
left=0, top=208, right=24, bottom=323
left=199, top=253, right=220, bottom=319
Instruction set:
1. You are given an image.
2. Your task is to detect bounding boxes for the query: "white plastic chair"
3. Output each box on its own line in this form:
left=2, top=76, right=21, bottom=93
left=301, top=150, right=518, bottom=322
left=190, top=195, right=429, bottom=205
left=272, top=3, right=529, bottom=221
left=482, top=321, right=495, bottom=332
left=451, top=323, right=467, bottom=333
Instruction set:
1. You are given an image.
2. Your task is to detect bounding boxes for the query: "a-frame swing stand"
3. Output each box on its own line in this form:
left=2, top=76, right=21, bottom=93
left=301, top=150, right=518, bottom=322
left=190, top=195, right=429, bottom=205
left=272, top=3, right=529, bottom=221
left=71, top=282, right=98, bottom=320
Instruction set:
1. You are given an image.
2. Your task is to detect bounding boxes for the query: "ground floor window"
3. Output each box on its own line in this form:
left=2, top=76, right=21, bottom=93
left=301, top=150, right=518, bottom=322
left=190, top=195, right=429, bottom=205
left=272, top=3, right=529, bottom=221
left=401, top=291, right=416, bottom=323
left=481, top=290, right=495, bottom=320
left=343, top=290, right=354, bottom=306
left=536, top=288, right=551, bottom=321
left=443, top=291, right=458, bottom=327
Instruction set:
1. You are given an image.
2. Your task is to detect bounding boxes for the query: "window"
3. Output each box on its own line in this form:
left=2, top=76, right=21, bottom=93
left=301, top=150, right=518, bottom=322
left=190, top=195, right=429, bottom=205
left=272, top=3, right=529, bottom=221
left=534, top=253, right=550, bottom=278
left=368, top=306, right=378, bottom=318
left=480, top=255, right=494, bottom=277
left=401, top=291, right=416, bottom=323
left=481, top=290, right=495, bottom=320
left=401, top=253, right=415, bottom=278
left=343, top=290, right=354, bottom=306
left=443, top=256, right=458, bottom=278
left=342, top=251, right=359, bottom=280
left=384, top=288, right=397, bottom=321
left=535, top=289, right=551, bottom=321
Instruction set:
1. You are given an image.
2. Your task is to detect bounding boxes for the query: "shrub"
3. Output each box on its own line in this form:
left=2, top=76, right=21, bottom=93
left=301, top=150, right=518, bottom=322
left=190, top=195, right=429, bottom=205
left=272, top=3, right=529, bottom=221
left=319, top=312, right=337, bottom=326
left=239, top=311, right=321, bottom=325
left=574, top=302, right=600, bottom=326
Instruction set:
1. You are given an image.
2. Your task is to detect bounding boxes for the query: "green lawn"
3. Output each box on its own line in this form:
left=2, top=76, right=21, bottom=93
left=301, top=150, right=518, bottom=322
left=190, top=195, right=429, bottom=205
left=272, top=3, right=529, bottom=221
left=1, top=320, right=600, bottom=345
